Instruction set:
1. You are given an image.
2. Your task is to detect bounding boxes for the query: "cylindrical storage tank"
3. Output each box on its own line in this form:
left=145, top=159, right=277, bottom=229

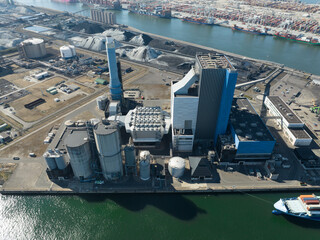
left=69, top=45, right=76, bottom=56
left=60, top=45, right=73, bottom=59
left=20, top=38, right=46, bottom=59
left=65, top=120, right=74, bottom=127
left=65, top=131, right=92, bottom=179
left=139, top=151, right=150, bottom=181
left=94, top=121, right=123, bottom=181
left=124, top=145, right=136, bottom=167
left=54, top=149, right=67, bottom=170
left=43, top=152, right=57, bottom=170
left=168, top=157, right=185, bottom=178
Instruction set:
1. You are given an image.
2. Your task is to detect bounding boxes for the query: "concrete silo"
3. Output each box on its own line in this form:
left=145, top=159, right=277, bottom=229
left=139, top=151, right=150, bottom=181
left=94, top=121, right=123, bottom=181
left=65, top=130, right=92, bottom=180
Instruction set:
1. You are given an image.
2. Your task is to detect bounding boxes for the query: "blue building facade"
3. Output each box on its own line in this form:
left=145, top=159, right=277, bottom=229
left=214, top=69, right=238, bottom=143
left=229, top=98, right=275, bottom=160
left=106, top=36, right=122, bottom=100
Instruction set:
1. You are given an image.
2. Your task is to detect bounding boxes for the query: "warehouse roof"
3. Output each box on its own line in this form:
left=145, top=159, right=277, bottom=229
left=230, top=98, right=274, bottom=142
left=267, top=96, right=302, bottom=124
left=289, top=128, right=311, bottom=139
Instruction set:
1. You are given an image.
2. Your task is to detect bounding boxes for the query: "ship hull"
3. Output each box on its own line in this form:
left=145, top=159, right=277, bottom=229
left=129, top=10, right=171, bottom=19
left=182, top=19, right=214, bottom=26
left=274, top=199, right=320, bottom=222
left=273, top=35, right=320, bottom=46
left=232, top=27, right=268, bottom=35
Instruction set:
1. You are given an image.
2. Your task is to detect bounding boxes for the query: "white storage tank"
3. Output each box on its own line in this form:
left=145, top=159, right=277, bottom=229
left=168, top=157, right=185, bottom=178
left=94, top=121, right=123, bottom=180
left=60, top=45, right=76, bottom=59
left=54, top=149, right=67, bottom=170
left=20, top=38, right=47, bottom=59
left=139, top=151, right=150, bottom=181
left=96, top=95, right=108, bottom=110
left=65, top=130, right=92, bottom=179
left=43, top=152, right=57, bottom=170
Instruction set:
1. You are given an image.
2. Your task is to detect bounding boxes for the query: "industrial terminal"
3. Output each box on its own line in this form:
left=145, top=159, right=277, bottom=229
left=1, top=2, right=320, bottom=194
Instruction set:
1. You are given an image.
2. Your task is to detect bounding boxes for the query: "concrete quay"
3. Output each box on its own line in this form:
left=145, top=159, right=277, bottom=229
left=1, top=159, right=319, bottom=195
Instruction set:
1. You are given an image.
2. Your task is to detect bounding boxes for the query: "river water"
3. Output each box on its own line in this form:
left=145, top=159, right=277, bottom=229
left=18, top=0, right=320, bottom=75
left=3, top=1, right=320, bottom=239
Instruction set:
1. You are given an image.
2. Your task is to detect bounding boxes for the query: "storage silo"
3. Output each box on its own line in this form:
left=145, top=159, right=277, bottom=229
left=20, top=38, right=47, bottom=59
left=69, top=45, right=76, bottom=56
left=54, top=149, right=67, bottom=170
left=168, top=157, right=185, bottom=178
left=60, top=45, right=77, bottom=59
left=96, top=95, right=108, bottom=110
left=94, top=121, right=123, bottom=181
left=43, top=152, right=57, bottom=170
left=65, top=130, right=92, bottom=179
left=139, top=151, right=150, bottom=181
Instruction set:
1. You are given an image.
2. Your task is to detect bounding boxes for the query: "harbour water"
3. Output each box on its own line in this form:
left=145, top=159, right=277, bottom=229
left=3, top=1, right=320, bottom=239
left=18, top=0, right=320, bottom=75
left=1, top=192, right=320, bottom=239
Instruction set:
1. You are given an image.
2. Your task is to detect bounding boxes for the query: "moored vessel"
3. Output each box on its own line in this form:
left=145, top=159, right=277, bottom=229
left=232, top=24, right=268, bottom=35
left=273, top=32, right=320, bottom=46
left=273, top=194, right=320, bottom=222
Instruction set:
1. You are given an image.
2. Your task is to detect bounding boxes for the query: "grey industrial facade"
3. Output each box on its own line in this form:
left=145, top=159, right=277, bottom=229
left=194, top=54, right=238, bottom=146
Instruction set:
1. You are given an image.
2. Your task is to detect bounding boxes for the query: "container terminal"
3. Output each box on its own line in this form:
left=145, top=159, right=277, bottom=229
left=0, top=2, right=320, bottom=194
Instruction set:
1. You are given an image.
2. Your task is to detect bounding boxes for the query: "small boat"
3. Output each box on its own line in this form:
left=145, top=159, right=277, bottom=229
left=273, top=194, right=320, bottom=222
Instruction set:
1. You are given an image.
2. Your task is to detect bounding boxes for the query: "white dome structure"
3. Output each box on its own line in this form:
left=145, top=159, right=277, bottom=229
left=60, top=45, right=76, bottom=59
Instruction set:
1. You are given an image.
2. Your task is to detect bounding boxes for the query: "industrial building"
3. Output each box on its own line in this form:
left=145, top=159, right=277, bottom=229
left=265, top=96, right=312, bottom=146
left=19, top=38, right=47, bottom=59
left=125, top=106, right=171, bottom=146
left=171, top=53, right=237, bottom=152
left=229, top=98, right=276, bottom=161
left=90, top=9, right=116, bottom=25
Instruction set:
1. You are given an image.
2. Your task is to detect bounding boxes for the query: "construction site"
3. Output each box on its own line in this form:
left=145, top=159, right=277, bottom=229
left=0, top=2, right=320, bottom=194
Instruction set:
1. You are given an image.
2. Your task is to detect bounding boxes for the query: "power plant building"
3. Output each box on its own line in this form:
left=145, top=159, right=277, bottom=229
left=91, top=9, right=116, bottom=25
left=171, top=53, right=237, bottom=152
left=106, top=36, right=122, bottom=101
left=195, top=54, right=237, bottom=145
left=229, top=98, right=276, bottom=160
left=125, top=107, right=171, bottom=144
left=265, top=96, right=312, bottom=146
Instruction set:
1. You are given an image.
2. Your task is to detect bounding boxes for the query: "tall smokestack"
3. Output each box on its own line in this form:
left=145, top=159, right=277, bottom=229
left=106, top=36, right=122, bottom=100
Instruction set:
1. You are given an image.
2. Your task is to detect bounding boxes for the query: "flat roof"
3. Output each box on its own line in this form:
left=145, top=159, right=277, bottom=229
left=230, top=98, right=274, bottom=142
left=64, top=129, right=89, bottom=148
left=267, top=96, right=302, bottom=124
left=94, top=122, right=118, bottom=135
left=196, top=54, right=234, bottom=70
left=289, top=128, right=311, bottom=139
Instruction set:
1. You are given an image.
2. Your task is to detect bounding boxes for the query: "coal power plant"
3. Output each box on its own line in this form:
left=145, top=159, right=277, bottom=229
left=44, top=53, right=280, bottom=185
